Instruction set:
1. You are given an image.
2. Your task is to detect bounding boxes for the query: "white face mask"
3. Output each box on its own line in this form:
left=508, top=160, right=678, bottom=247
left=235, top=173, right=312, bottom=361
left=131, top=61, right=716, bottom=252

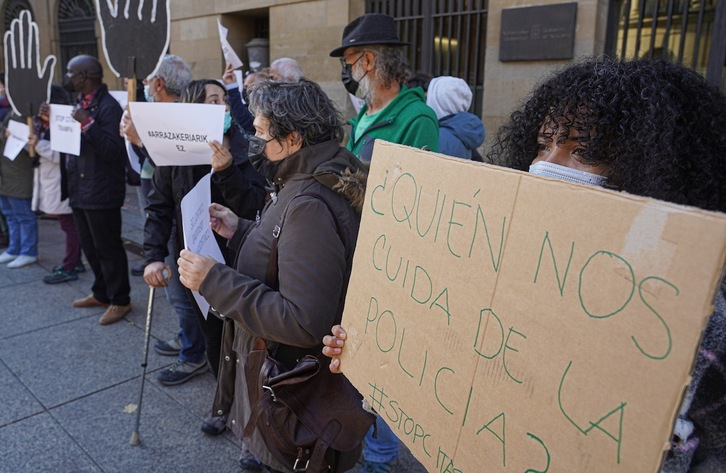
left=529, top=161, right=607, bottom=187
left=143, top=84, right=153, bottom=103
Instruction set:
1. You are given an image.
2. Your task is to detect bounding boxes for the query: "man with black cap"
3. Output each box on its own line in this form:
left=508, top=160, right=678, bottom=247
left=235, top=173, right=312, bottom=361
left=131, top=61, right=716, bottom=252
left=330, top=13, right=439, bottom=472
left=331, top=13, right=439, bottom=163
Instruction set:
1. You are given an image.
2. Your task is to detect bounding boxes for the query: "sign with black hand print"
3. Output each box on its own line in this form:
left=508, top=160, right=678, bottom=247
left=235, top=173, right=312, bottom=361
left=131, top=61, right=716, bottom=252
left=95, top=0, right=170, bottom=79
left=3, top=10, right=56, bottom=117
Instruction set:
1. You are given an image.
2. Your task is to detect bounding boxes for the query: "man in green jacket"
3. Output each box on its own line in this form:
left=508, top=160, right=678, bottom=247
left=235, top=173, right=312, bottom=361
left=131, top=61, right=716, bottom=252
left=329, top=12, right=439, bottom=473
left=331, top=13, right=439, bottom=163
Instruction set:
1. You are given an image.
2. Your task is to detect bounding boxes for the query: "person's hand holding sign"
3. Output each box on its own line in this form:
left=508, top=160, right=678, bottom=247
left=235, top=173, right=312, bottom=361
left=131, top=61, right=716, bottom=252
left=3, top=10, right=55, bottom=118
left=95, top=0, right=170, bottom=79
left=177, top=249, right=217, bottom=293
left=71, top=105, right=91, bottom=124
left=222, top=63, right=236, bottom=85
left=208, top=203, right=238, bottom=240
left=209, top=139, right=233, bottom=172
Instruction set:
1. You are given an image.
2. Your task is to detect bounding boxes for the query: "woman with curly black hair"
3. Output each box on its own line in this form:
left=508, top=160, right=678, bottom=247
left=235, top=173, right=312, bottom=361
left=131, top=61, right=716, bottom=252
left=487, top=57, right=726, bottom=213
left=487, top=57, right=726, bottom=473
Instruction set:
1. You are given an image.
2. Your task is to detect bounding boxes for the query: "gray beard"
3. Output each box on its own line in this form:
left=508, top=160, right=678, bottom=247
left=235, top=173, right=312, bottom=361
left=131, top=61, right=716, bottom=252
left=355, top=73, right=374, bottom=105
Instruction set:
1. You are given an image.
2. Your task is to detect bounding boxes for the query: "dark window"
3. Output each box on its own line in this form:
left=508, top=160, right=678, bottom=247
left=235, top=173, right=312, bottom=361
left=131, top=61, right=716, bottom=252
left=366, top=0, right=488, bottom=115
left=58, top=0, right=97, bottom=68
left=3, top=0, right=33, bottom=32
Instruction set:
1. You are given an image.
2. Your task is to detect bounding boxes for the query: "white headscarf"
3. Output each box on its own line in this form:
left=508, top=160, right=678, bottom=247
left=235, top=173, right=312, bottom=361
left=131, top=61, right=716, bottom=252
left=426, top=76, right=472, bottom=120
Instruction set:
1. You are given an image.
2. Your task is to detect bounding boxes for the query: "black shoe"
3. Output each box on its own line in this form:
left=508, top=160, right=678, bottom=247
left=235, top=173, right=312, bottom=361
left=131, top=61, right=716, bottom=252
left=131, top=263, right=145, bottom=276
left=239, top=451, right=264, bottom=471
left=43, top=268, right=79, bottom=284
left=201, top=415, right=227, bottom=436
left=52, top=262, right=85, bottom=274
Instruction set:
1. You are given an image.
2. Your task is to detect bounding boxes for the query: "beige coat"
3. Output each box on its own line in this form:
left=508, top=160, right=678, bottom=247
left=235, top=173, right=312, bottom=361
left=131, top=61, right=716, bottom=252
left=32, top=140, right=72, bottom=215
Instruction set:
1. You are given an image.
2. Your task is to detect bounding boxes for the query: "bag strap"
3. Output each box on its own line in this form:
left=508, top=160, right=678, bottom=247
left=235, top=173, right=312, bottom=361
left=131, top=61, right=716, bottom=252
left=265, top=190, right=345, bottom=366
left=265, top=190, right=344, bottom=290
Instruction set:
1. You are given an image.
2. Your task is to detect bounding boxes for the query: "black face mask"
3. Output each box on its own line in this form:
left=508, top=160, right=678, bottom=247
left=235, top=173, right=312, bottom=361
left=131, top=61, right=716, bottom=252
left=246, top=134, right=269, bottom=159
left=62, top=75, right=76, bottom=93
left=341, top=63, right=359, bottom=95
left=246, top=133, right=282, bottom=180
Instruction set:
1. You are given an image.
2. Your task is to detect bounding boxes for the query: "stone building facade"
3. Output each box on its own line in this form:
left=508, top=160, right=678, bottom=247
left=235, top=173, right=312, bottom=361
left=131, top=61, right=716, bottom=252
left=2, top=0, right=723, bottom=149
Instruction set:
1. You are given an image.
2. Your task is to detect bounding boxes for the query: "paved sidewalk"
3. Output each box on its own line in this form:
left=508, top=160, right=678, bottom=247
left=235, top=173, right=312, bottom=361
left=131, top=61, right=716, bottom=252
left=0, top=186, right=426, bottom=473
left=0, top=189, right=243, bottom=473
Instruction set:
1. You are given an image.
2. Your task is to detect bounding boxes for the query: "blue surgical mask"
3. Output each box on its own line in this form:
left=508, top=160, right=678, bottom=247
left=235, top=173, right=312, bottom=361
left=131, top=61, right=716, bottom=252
left=143, top=85, right=152, bottom=103
left=223, top=111, right=232, bottom=133
left=529, top=161, right=607, bottom=187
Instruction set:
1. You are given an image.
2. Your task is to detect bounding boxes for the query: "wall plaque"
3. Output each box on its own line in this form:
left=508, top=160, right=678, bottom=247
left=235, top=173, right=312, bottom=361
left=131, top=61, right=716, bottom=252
left=500, top=3, right=577, bottom=61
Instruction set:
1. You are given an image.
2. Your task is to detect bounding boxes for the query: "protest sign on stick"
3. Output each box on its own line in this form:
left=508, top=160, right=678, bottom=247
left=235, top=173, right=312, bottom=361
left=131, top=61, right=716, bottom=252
left=340, top=141, right=726, bottom=473
left=3, top=10, right=56, bottom=157
left=180, top=173, right=224, bottom=318
left=127, top=102, right=224, bottom=166
left=95, top=0, right=170, bottom=102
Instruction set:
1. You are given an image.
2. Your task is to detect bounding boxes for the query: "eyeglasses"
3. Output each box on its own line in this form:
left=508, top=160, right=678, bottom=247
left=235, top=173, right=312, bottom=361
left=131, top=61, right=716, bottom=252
left=245, top=133, right=274, bottom=155
left=339, top=51, right=366, bottom=67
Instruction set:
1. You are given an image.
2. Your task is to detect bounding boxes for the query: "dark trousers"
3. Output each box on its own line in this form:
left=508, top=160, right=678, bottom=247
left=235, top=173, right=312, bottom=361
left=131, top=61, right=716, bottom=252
left=73, top=207, right=130, bottom=305
left=57, top=214, right=82, bottom=271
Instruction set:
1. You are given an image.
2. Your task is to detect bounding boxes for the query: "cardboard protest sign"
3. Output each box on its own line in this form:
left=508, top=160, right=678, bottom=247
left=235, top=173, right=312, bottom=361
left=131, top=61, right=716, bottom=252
left=340, top=141, right=726, bottom=473
left=127, top=102, right=224, bottom=166
left=3, top=119, right=29, bottom=160
left=95, top=0, right=170, bottom=79
left=180, top=173, right=224, bottom=318
left=218, top=20, right=244, bottom=70
left=3, top=10, right=56, bottom=117
left=49, top=104, right=81, bottom=156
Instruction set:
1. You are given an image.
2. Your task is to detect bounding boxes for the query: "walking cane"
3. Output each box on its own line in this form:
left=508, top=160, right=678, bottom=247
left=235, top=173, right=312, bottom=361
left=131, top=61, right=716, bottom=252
left=130, top=285, right=155, bottom=446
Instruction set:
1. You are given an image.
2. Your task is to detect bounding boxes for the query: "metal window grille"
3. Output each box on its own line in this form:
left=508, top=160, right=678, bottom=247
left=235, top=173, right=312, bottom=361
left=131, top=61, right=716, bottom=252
left=606, top=0, right=726, bottom=89
left=3, top=0, right=33, bottom=32
left=366, top=0, right=488, bottom=115
left=58, top=0, right=98, bottom=69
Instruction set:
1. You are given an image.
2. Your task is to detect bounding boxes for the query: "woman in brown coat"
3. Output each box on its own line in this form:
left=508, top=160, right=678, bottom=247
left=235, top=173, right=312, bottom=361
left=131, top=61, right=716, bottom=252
left=177, top=79, right=367, bottom=472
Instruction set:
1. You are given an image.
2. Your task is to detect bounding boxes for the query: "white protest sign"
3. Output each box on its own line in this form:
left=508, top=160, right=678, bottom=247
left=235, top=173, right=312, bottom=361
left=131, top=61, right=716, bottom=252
left=3, top=119, right=29, bottom=160
left=49, top=104, right=81, bottom=156
left=127, top=102, right=224, bottom=166
left=109, top=90, right=128, bottom=109
left=180, top=173, right=224, bottom=318
left=217, top=20, right=243, bottom=69
left=125, top=139, right=141, bottom=176
left=340, top=141, right=726, bottom=473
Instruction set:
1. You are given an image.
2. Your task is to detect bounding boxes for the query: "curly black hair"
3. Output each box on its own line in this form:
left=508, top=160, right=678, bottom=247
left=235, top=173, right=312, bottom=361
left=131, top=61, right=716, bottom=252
left=487, top=57, right=726, bottom=212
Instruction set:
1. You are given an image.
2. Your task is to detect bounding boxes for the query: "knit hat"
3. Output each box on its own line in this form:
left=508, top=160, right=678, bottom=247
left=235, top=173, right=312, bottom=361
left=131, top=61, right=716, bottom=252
left=426, top=76, right=473, bottom=120
left=330, top=14, right=410, bottom=57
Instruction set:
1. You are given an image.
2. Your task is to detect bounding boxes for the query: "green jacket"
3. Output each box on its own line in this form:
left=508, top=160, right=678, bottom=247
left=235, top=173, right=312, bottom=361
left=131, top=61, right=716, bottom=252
left=347, top=85, right=439, bottom=161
